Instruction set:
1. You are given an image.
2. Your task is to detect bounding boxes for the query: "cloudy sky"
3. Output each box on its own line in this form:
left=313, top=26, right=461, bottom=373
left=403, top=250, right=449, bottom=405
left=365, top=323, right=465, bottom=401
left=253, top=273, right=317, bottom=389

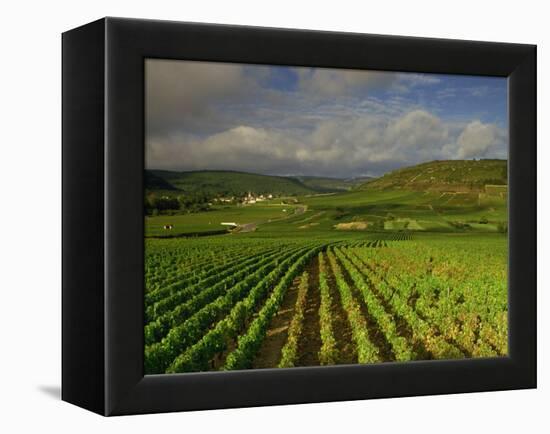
left=145, top=59, right=507, bottom=178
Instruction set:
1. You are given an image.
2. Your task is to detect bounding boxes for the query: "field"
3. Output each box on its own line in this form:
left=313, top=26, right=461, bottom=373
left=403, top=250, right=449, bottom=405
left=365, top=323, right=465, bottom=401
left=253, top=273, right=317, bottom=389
left=144, top=233, right=507, bottom=374
left=144, top=161, right=508, bottom=374
left=145, top=204, right=298, bottom=237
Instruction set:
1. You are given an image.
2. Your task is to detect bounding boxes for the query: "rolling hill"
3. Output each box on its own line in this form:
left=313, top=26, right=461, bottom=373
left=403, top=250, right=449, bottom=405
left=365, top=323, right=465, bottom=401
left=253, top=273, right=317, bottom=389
left=147, top=170, right=318, bottom=196
left=293, top=175, right=373, bottom=192
left=146, top=159, right=507, bottom=197
left=360, top=159, right=507, bottom=192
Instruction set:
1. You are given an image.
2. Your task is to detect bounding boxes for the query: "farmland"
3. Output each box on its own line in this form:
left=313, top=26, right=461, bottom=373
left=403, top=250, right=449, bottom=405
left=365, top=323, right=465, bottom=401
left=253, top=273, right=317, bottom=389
left=145, top=203, right=298, bottom=237
left=144, top=233, right=507, bottom=374
left=144, top=160, right=508, bottom=374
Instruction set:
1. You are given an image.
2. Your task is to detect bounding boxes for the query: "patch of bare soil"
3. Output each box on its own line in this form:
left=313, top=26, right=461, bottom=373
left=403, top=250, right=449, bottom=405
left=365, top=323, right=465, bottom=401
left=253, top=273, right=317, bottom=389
left=334, top=222, right=368, bottom=230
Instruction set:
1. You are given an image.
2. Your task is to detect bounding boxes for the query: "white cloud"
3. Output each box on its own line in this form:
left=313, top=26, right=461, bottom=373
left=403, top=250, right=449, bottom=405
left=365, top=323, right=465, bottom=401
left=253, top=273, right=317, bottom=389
left=147, top=109, right=505, bottom=177
left=146, top=60, right=507, bottom=177
left=295, top=68, right=396, bottom=97
left=293, top=69, right=441, bottom=98
left=390, top=73, right=442, bottom=94
left=385, top=110, right=449, bottom=149
left=146, top=59, right=267, bottom=136
left=456, top=121, right=501, bottom=158
left=398, top=73, right=441, bottom=86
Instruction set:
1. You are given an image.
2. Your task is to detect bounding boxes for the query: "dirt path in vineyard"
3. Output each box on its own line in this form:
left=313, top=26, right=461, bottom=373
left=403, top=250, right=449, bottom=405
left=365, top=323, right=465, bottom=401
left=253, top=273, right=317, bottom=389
left=296, top=257, right=322, bottom=367
left=251, top=275, right=301, bottom=369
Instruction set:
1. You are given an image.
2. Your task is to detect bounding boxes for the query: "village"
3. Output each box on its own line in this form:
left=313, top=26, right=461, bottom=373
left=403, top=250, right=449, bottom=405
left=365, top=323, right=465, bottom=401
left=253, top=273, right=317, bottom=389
left=213, top=192, right=274, bottom=205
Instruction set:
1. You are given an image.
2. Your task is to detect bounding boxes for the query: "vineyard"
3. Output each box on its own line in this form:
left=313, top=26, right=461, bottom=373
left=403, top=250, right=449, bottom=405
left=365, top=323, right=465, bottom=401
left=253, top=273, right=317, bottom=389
left=144, top=233, right=507, bottom=374
left=142, top=66, right=510, bottom=375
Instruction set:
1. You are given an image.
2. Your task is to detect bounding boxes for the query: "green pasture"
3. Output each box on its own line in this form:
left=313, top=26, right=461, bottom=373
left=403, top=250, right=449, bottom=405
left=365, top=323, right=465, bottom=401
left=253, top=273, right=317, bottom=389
left=145, top=204, right=296, bottom=237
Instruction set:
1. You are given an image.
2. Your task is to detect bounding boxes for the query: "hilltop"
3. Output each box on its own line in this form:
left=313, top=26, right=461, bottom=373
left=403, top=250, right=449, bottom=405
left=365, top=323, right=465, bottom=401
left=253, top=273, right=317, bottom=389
left=292, top=175, right=373, bottom=192
left=359, top=159, right=507, bottom=192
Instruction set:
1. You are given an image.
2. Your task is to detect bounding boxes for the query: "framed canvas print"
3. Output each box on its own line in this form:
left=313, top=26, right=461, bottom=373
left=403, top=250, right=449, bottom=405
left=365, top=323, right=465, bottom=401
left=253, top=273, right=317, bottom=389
left=62, top=17, right=536, bottom=416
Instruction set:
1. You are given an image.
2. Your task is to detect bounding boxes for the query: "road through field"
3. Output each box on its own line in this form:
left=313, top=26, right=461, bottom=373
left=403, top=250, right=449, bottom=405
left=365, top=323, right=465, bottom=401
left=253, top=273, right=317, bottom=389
left=238, top=205, right=307, bottom=232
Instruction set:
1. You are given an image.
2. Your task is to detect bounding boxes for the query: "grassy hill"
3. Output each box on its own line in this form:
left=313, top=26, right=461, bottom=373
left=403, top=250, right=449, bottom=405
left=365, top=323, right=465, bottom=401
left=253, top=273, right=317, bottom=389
left=292, top=176, right=372, bottom=192
left=147, top=170, right=317, bottom=196
left=145, top=171, right=177, bottom=191
left=360, top=159, right=507, bottom=192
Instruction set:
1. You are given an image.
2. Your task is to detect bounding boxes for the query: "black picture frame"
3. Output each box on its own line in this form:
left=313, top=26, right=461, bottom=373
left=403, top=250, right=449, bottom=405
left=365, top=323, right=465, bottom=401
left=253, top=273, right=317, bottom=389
left=62, top=17, right=536, bottom=416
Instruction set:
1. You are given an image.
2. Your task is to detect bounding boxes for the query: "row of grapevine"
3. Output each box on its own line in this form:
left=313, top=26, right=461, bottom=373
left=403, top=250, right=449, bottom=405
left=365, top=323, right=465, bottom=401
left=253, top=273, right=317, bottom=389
left=145, top=238, right=292, bottom=293
left=278, top=271, right=310, bottom=368
left=144, top=233, right=507, bottom=372
left=145, top=245, right=236, bottom=290
left=385, top=232, right=413, bottom=241
left=146, top=245, right=320, bottom=374
left=342, top=247, right=464, bottom=360
left=317, top=253, right=339, bottom=365
left=355, top=245, right=503, bottom=356
left=145, top=247, right=283, bottom=325
left=145, top=247, right=274, bottom=304
left=326, top=250, right=380, bottom=364
left=346, top=240, right=387, bottom=248
left=223, top=247, right=323, bottom=371
left=334, top=248, right=414, bottom=361
left=146, top=253, right=224, bottom=291
left=355, top=240, right=506, bottom=353
left=145, top=246, right=308, bottom=371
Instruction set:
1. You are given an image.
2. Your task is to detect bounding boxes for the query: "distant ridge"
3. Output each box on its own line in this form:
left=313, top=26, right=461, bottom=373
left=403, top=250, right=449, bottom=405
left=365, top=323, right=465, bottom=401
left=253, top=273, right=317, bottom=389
left=359, top=159, right=507, bottom=192
left=146, top=170, right=317, bottom=195
left=146, top=160, right=506, bottom=196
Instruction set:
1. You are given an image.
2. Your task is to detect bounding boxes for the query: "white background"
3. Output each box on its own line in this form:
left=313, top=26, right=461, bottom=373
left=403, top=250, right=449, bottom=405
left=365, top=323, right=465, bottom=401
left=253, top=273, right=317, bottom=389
left=0, top=0, right=546, bottom=431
